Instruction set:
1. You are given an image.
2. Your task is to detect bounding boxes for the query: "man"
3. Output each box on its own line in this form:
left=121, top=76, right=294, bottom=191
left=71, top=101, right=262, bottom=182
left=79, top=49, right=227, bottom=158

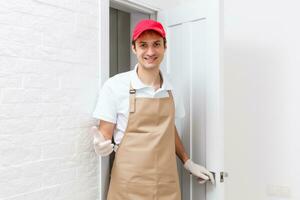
left=92, top=19, right=214, bottom=200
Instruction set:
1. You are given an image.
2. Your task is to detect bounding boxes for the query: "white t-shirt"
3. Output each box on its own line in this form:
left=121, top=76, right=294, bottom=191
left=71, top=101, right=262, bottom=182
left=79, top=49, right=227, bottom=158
left=92, top=64, right=185, bottom=144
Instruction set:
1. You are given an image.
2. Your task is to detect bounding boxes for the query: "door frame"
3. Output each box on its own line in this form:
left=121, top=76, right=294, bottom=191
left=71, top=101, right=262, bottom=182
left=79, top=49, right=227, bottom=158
left=98, top=1, right=158, bottom=199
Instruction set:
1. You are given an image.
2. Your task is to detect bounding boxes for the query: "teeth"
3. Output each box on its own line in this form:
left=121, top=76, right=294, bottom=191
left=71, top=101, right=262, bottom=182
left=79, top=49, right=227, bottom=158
left=145, top=57, right=157, bottom=61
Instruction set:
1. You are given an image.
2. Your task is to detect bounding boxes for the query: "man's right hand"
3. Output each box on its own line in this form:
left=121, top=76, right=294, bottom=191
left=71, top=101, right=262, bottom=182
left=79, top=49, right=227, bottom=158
left=91, top=126, right=114, bottom=156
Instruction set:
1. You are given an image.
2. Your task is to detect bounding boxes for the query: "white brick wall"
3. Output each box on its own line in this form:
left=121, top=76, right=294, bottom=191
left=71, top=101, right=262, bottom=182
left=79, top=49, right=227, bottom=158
left=0, top=0, right=100, bottom=199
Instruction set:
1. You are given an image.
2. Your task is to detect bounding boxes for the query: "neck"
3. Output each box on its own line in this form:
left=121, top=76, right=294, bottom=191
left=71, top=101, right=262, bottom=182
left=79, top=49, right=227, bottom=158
left=137, top=64, right=162, bottom=89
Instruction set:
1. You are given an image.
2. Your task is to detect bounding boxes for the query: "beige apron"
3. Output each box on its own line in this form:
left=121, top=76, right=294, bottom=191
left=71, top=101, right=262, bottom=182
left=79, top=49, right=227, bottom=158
left=107, top=84, right=181, bottom=200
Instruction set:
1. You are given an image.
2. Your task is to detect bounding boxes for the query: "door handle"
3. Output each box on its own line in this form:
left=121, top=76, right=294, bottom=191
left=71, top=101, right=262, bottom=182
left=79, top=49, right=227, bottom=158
left=220, top=171, right=228, bottom=183
left=209, top=171, right=228, bottom=183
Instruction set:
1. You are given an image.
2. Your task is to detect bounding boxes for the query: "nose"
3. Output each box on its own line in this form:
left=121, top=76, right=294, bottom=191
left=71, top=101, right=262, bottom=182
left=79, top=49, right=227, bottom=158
left=146, top=46, right=155, bottom=56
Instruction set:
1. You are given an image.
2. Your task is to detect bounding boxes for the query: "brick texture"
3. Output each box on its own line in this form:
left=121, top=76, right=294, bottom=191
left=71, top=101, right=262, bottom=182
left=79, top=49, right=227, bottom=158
left=0, top=0, right=100, bottom=199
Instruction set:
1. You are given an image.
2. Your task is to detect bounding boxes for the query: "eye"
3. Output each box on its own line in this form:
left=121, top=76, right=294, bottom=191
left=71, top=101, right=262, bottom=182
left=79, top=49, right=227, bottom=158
left=139, top=43, right=147, bottom=48
left=154, top=42, right=161, bottom=47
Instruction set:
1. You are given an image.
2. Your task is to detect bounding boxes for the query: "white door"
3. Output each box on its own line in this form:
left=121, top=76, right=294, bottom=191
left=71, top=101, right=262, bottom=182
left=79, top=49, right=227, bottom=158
left=157, top=0, right=224, bottom=199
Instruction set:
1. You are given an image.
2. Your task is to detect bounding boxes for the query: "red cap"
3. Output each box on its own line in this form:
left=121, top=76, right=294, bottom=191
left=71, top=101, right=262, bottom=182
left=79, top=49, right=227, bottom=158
left=132, top=19, right=166, bottom=41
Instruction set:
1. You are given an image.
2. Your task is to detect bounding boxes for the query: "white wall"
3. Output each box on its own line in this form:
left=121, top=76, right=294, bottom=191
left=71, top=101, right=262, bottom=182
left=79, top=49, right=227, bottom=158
left=224, top=0, right=300, bottom=199
left=0, top=0, right=100, bottom=199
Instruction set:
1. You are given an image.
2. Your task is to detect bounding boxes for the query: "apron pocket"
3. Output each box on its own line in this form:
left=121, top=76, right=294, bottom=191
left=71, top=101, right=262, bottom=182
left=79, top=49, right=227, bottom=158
left=116, top=149, right=157, bottom=183
left=126, top=182, right=156, bottom=200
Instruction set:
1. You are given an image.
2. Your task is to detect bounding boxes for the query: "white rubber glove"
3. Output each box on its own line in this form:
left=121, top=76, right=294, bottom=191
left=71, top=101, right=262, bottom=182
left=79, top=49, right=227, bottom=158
left=91, top=126, right=114, bottom=156
left=184, top=159, right=215, bottom=184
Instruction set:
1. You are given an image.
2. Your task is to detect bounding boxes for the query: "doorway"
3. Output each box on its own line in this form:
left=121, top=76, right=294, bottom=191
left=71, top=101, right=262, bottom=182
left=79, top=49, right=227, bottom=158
left=100, top=1, right=224, bottom=199
left=109, top=7, right=130, bottom=77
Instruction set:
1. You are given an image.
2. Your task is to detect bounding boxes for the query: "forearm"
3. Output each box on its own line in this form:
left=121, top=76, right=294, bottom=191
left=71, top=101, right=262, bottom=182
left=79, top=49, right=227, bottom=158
left=175, top=126, right=189, bottom=164
left=98, top=120, right=115, bottom=140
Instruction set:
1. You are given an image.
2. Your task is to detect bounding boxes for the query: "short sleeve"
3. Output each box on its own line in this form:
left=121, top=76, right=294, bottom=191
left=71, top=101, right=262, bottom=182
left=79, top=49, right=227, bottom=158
left=92, top=80, right=117, bottom=123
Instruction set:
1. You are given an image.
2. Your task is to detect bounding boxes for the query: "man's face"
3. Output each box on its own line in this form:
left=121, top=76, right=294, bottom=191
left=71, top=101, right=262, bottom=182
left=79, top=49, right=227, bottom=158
left=132, top=31, right=166, bottom=70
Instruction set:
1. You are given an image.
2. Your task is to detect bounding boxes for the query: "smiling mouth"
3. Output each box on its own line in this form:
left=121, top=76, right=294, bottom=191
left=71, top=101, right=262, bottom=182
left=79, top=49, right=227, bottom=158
left=144, top=57, right=158, bottom=62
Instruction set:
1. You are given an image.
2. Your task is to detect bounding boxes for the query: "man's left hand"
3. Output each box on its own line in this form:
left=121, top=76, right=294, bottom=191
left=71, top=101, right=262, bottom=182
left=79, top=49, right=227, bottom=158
left=184, top=159, right=215, bottom=184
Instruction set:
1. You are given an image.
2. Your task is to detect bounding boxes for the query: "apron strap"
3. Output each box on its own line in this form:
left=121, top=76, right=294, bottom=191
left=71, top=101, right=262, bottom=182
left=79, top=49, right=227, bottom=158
left=129, top=84, right=136, bottom=113
left=167, top=90, right=173, bottom=100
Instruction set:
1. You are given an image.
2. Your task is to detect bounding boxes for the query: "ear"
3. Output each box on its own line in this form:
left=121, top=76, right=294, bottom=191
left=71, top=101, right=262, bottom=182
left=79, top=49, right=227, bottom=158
left=131, top=45, right=137, bottom=54
left=164, top=40, right=167, bottom=49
